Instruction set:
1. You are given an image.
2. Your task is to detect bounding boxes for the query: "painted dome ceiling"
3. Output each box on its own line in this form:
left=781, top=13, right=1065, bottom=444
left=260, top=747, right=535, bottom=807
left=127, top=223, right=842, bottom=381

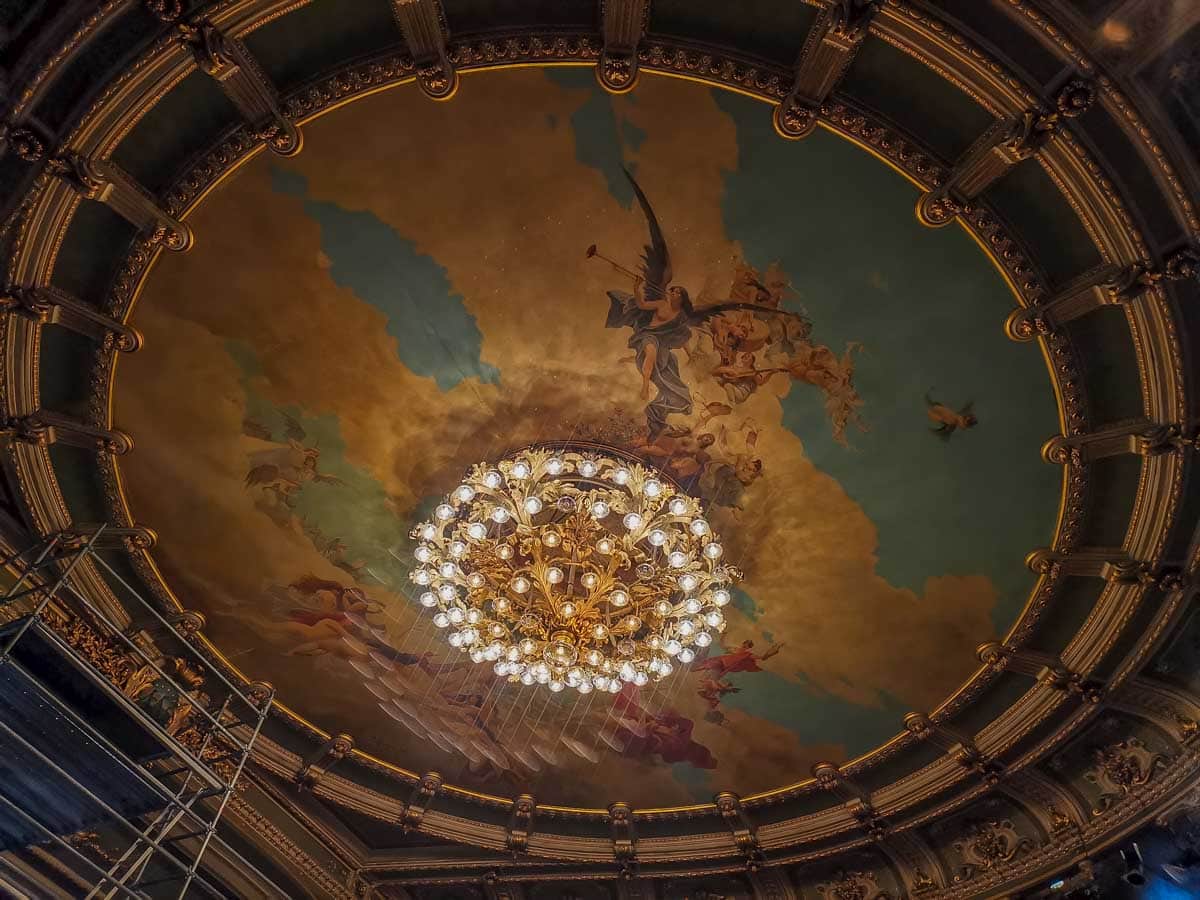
left=116, top=68, right=1062, bottom=808
left=3, top=0, right=1200, bottom=895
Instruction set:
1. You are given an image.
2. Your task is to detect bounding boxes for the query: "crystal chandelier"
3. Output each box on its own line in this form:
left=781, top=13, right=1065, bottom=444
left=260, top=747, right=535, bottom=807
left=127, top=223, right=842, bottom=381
left=408, top=446, right=739, bottom=694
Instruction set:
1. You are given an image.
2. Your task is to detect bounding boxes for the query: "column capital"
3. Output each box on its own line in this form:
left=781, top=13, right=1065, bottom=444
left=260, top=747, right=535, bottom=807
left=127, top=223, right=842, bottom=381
left=178, top=19, right=302, bottom=156
left=775, top=0, right=881, bottom=139
left=46, top=153, right=193, bottom=251
left=598, top=0, right=649, bottom=94
left=918, top=77, right=1095, bottom=226
left=392, top=0, right=457, bottom=100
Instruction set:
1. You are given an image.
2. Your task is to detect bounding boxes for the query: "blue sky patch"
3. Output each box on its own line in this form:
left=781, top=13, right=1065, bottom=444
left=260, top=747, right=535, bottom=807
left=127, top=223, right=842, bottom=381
left=270, top=168, right=499, bottom=392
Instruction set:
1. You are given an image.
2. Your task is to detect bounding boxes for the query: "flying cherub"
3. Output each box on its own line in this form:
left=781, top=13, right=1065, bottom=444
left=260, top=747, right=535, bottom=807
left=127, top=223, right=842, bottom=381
left=243, top=413, right=345, bottom=492
left=925, top=389, right=977, bottom=439
left=599, top=169, right=810, bottom=440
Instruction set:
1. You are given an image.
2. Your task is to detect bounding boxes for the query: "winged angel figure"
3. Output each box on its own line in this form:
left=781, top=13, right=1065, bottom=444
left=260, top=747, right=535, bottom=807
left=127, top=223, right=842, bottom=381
left=604, top=169, right=812, bottom=440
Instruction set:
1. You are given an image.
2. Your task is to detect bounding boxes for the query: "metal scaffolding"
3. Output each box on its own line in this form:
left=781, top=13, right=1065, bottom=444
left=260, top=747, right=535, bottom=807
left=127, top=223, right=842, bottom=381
left=0, top=527, right=286, bottom=898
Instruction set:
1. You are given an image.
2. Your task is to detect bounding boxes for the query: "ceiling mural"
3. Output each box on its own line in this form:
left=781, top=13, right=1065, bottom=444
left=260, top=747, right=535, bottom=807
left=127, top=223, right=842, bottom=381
left=115, top=67, right=1063, bottom=807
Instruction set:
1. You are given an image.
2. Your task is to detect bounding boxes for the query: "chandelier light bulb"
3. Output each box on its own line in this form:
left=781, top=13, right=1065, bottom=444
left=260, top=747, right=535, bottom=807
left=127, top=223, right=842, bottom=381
left=407, top=447, right=743, bottom=694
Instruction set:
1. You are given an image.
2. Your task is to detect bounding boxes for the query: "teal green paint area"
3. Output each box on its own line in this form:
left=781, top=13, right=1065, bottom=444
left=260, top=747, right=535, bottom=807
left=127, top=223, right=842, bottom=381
left=543, top=68, right=639, bottom=208
left=710, top=89, right=1061, bottom=632
left=228, top=341, right=413, bottom=598
left=269, top=168, right=499, bottom=391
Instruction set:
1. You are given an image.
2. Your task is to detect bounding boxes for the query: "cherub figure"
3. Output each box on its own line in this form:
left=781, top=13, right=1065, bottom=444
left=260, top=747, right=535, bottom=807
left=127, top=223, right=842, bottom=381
left=925, top=389, right=977, bottom=439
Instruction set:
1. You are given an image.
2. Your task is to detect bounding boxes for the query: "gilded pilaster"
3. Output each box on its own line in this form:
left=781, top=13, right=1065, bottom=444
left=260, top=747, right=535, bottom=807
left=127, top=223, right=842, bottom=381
left=977, top=641, right=1104, bottom=703
left=0, top=411, right=132, bottom=455
left=903, top=713, right=1003, bottom=785
left=0, top=285, right=141, bottom=352
left=775, top=0, right=880, bottom=139
left=1007, top=252, right=1198, bottom=341
left=178, top=19, right=302, bottom=157
left=598, top=0, right=649, bottom=94
left=46, top=153, right=192, bottom=251
left=917, top=79, right=1095, bottom=227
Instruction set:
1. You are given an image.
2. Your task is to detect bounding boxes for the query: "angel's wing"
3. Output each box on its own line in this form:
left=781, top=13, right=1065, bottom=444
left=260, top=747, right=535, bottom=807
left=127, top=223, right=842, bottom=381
left=241, top=418, right=272, bottom=441
left=244, top=464, right=282, bottom=487
left=924, top=389, right=940, bottom=408
left=959, top=401, right=975, bottom=416
left=623, top=168, right=671, bottom=301
left=281, top=412, right=307, bottom=443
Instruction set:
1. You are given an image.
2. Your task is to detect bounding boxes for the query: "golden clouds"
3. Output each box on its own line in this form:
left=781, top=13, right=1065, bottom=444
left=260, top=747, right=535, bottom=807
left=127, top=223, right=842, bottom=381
left=117, top=69, right=1003, bottom=804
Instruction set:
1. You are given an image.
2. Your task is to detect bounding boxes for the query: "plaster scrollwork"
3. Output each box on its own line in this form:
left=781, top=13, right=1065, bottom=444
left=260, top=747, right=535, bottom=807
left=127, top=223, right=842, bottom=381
left=815, top=869, right=890, bottom=900
left=1084, top=738, right=1168, bottom=815
left=951, top=819, right=1036, bottom=883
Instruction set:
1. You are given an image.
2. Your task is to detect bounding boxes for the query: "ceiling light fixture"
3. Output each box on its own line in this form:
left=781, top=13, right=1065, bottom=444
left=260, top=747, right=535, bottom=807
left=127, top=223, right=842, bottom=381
left=408, top=446, right=738, bottom=694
